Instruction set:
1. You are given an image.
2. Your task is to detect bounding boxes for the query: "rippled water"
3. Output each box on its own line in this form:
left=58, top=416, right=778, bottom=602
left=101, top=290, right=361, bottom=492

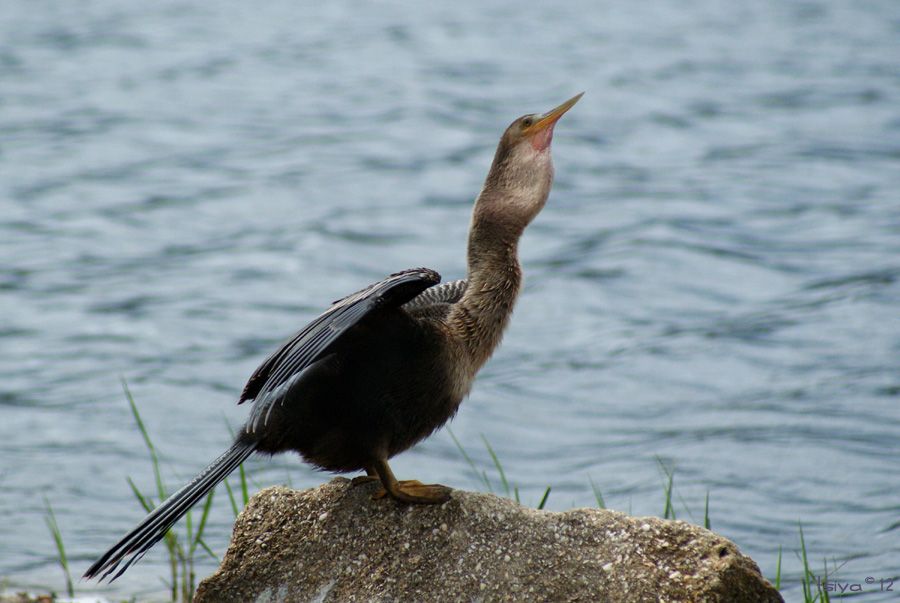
left=2, top=1, right=899, bottom=600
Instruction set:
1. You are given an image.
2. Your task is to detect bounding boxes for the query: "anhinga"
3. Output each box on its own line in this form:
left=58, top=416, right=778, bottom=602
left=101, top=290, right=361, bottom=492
left=84, top=93, right=582, bottom=581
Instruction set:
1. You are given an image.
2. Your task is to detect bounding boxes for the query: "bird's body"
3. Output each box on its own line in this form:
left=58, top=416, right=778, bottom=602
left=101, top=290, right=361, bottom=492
left=249, top=274, right=475, bottom=473
left=85, top=93, right=582, bottom=582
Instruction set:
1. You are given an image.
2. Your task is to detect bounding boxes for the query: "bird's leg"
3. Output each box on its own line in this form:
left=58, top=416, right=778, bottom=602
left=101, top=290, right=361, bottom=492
left=370, top=458, right=451, bottom=504
left=350, top=466, right=379, bottom=487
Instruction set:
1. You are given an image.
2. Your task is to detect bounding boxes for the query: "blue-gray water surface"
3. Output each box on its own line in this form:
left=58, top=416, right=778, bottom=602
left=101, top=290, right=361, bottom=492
left=1, top=1, right=899, bottom=601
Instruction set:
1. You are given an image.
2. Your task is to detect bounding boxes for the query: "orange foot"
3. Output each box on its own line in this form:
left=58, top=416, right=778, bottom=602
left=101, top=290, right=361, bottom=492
left=373, top=480, right=452, bottom=504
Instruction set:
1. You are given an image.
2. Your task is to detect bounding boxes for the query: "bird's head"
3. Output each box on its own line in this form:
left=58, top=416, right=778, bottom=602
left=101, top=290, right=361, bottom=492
left=479, top=93, right=583, bottom=231
left=504, top=92, right=584, bottom=154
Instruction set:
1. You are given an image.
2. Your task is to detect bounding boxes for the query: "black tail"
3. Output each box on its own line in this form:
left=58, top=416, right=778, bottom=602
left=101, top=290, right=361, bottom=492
left=83, top=440, right=256, bottom=582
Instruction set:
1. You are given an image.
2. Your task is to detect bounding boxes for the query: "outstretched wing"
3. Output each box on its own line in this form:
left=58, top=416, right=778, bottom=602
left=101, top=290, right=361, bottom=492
left=239, top=268, right=441, bottom=431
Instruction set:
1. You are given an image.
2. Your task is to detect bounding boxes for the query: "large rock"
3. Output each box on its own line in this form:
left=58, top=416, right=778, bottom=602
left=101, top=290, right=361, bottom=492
left=195, top=479, right=782, bottom=603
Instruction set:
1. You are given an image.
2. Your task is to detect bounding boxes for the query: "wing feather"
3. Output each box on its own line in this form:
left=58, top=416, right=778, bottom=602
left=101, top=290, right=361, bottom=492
left=238, top=268, right=441, bottom=430
left=402, top=278, right=467, bottom=311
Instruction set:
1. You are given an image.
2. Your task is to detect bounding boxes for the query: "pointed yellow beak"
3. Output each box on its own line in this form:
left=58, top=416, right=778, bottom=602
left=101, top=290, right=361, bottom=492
left=525, top=92, right=584, bottom=135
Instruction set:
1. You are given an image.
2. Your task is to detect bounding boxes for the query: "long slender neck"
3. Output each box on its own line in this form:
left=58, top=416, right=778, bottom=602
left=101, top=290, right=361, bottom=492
left=448, top=133, right=553, bottom=371
left=450, top=193, right=524, bottom=369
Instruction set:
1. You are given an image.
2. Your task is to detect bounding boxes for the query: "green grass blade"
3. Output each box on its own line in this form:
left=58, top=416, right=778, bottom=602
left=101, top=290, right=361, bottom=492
left=126, top=477, right=155, bottom=513
left=774, top=545, right=782, bottom=590
left=180, top=538, right=189, bottom=603
left=185, top=509, right=193, bottom=554
left=122, top=378, right=168, bottom=502
left=43, top=496, right=74, bottom=598
left=704, top=491, right=710, bottom=530
left=447, top=428, right=492, bottom=492
left=224, top=417, right=255, bottom=504
left=196, top=537, right=219, bottom=563
left=224, top=478, right=239, bottom=517
left=664, top=475, right=674, bottom=519
left=164, top=529, right=180, bottom=602
left=656, top=458, right=675, bottom=520
left=537, top=486, right=551, bottom=510
left=588, top=476, right=605, bottom=509
left=123, top=381, right=190, bottom=601
left=158, top=576, right=172, bottom=594
left=128, top=476, right=180, bottom=601
left=481, top=435, right=510, bottom=498
left=480, top=470, right=493, bottom=493
left=239, top=463, right=249, bottom=506
left=189, top=490, right=215, bottom=556
left=675, top=491, right=694, bottom=522
left=799, top=523, right=812, bottom=601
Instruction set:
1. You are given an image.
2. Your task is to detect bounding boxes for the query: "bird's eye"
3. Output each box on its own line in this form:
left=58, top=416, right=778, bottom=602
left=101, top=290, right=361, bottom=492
left=521, top=116, right=534, bottom=128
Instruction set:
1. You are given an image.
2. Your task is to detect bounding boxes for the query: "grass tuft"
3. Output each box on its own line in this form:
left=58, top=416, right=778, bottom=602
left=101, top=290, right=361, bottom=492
left=536, top=486, right=551, bottom=510
left=774, top=545, right=782, bottom=591
left=797, top=522, right=832, bottom=603
left=588, top=476, right=606, bottom=509
left=447, top=428, right=492, bottom=492
left=43, top=496, right=74, bottom=598
left=121, top=378, right=230, bottom=602
left=656, top=457, right=676, bottom=520
left=481, top=435, right=512, bottom=500
left=703, top=491, right=710, bottom=530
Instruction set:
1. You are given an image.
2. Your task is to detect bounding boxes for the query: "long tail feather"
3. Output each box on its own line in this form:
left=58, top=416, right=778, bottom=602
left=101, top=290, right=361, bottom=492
left=83, top=440, right=256, bottom=582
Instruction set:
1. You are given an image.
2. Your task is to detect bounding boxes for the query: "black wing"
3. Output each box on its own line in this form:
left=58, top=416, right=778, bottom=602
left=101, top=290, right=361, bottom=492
left=240, top=268, right=441, bottom=432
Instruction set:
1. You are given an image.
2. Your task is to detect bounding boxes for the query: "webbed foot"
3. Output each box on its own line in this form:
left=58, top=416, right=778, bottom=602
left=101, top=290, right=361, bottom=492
left=372, top=479, right=452, bottom=504
left=370, top=459, right=452, bottom=504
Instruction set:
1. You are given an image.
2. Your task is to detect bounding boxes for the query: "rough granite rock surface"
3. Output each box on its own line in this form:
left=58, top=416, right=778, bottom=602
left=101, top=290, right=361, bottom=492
left=194, top=479, right=782, bottom=603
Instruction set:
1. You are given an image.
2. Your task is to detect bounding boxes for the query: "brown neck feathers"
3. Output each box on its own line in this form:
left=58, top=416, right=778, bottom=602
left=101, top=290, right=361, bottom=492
left=449, top=199, right=523, bottom=370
